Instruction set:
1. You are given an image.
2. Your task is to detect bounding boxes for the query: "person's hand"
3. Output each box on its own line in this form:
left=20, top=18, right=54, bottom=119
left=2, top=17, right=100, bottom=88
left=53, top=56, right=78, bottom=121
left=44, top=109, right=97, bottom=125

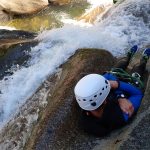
left=118, top=98, right=134, bottom=117
left=109, top=80, right=119, bottom=89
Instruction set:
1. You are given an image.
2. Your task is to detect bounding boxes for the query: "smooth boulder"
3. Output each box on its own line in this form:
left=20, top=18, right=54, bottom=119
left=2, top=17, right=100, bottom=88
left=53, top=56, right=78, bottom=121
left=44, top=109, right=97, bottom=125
left=25, top=49, right=115, bottom=150
left=0, top=0, right=49, bottom=15
left=78, top=0, right=113, bottom=24
left=0, top=49, right=115, bottom=150
left=49, top=0, right=71, bottom=5
left=0, top=29, right=37, bottom=49
left=0, top=5, right=12, bottom=22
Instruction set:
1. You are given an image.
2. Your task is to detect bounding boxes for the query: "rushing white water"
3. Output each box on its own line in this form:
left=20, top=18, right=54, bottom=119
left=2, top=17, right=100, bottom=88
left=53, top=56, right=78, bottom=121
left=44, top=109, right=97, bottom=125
left=87, top=0, right=113, bottom=8
left=0, top=0, right=150, bottom=130
left=62, top=0, right=113, bottom=26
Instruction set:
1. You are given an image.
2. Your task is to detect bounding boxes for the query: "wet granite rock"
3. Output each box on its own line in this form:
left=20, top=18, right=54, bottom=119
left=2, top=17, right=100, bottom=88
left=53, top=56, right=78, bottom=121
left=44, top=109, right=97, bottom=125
left=0, top=0, right=49, bottom=22
left=49, top=0, right=71, bottom=5
left=0, top=0, right=49, bottom=15
left=0, top=29, right=37, bottom=49
left=0, top=5, right=12, bottom=22
left=25, top=49, right=115, bottom=150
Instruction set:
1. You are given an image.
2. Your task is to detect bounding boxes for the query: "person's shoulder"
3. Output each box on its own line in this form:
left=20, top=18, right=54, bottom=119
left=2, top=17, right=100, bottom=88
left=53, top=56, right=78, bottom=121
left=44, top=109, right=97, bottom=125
left=103, top=72, right=118, bottom=80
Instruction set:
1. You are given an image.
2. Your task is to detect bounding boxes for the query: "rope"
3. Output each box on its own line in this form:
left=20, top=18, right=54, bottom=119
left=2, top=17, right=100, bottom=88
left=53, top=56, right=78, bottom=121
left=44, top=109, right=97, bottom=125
left=109, top=68, right=144, bottom=89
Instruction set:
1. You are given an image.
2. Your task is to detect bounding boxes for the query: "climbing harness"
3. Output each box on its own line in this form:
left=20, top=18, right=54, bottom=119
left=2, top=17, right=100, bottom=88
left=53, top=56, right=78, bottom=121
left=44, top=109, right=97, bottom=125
left=109, top=68, right=144, bottom=89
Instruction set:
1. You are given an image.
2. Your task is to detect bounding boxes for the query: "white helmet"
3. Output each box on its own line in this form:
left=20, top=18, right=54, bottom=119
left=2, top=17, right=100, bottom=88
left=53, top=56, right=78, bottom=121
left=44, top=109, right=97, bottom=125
left=74, top=74, right=110, bottom=111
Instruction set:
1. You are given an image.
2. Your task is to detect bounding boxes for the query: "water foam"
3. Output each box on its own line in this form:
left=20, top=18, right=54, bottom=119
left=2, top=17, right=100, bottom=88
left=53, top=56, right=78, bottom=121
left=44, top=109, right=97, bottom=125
left=61, top=0, right=113, bottom=26
left=0, top=0, right=150, bottom=130
left=87, top=0, right=113, bottom=8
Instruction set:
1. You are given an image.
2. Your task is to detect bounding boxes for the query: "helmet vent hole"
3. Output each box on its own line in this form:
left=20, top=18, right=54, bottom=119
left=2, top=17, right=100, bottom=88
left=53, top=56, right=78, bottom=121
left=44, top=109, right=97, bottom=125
left=94, top=95, right=97, bottom=97
left=102, top=87, right=104, bottom=90
left=100, top=93, right=102, bottom=95
left=91, top=102, right=96, bottom=106
left=83, top=99, right=86, bottom=101
left=106, top=86, right=108, bottom=88
left=90, top=99, right=93, bottom=102
left=105, top=80, right=108, bottom=84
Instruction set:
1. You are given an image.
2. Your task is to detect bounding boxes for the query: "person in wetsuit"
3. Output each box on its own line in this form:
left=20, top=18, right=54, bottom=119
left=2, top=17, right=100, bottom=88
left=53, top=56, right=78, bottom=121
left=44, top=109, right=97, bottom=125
left=74, top=46, right=150, bottom=136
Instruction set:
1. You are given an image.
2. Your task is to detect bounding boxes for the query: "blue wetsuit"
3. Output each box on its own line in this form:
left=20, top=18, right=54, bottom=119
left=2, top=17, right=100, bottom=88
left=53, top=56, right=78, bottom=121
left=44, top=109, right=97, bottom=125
left=80, top=72, right=144, bottom=136
left=103, top=72, right=143, bottom=121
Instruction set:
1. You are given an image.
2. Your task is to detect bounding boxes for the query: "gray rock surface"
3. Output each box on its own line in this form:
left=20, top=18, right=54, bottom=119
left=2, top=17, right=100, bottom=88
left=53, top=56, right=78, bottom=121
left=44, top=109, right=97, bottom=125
left=119, top=75, right=150, bottom=150
left=25, top=49, right=115, bottom=150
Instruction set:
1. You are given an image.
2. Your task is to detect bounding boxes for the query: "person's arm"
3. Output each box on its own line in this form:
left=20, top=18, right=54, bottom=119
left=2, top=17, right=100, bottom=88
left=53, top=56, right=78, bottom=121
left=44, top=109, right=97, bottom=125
left=118, top=81, right=143, bottom=111
left=107, top=79, right=143, bottom=121
left=107, top=80, right=143, bottom=112
left=109, top=80, right=119, bottom=89
left=103, top=73, right=143, bottom=121
left=118, top=98, right=134, bottom=117
left=103, top=73, right=118, bottom=81
left=103, top=73, right=119, bottom=89
left=116, top=81, right=143, bottom=121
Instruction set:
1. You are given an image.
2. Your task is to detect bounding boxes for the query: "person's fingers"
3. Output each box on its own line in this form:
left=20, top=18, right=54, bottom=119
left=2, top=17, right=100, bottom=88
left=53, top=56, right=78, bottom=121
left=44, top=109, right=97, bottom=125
left=118, top=98, right=134, bottom=117
left=128, top=110, right=134, bottom=117
left=128, top=104, right=134, bottom=112
left=120, top=106, right=128, bottom=114
left=128, top=105, right=134, bottom=117
left=122, top=105, right=134, bottom=116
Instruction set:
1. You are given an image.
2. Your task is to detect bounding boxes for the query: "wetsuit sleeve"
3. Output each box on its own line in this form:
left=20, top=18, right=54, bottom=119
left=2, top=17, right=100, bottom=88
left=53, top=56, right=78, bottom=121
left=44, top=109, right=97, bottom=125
left=103, top=73, right=118, bottom=80
left=118, top=81, right=143, bottom=111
